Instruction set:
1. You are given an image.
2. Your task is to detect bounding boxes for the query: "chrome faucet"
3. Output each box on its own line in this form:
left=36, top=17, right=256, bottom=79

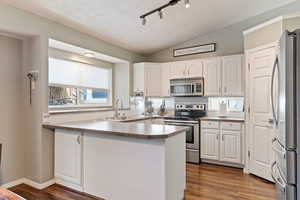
left=114, top=98, right=120, bottom=119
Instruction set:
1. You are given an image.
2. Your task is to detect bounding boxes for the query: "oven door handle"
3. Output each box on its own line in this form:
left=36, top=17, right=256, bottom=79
left=164, top=120, right=199, bottom=124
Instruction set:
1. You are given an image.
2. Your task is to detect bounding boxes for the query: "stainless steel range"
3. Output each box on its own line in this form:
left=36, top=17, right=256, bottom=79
left=164, top=103, right=207, bottom=163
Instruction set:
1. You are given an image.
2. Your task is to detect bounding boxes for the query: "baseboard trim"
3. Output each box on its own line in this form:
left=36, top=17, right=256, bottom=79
left=1, top=178, right=26, bottom=189
left=24, top=178, right=56, bottom=190
left=1, top=178, right=55, bottom=190
left=202, top=159, right=244, bottom=169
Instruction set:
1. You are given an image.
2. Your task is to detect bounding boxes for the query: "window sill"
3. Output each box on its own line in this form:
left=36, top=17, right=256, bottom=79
left=49, top=107, right=131, bottom=115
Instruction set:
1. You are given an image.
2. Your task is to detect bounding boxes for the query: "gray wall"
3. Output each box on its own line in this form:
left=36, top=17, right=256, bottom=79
left=244, top=21, right=283, bottom=50
left=0, top=35, right=25, bottom=184
left=147, top=0, right=300, bottom=62
left=0, top=2, right=145, bottom=185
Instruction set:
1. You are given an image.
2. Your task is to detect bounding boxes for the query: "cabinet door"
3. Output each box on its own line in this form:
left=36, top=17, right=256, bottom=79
left=222, top=55, right=243, bottom=96
left=145, top=63, right=161, bottom=96
left=201, top=129, right=220, bottom=160
left=186, top=59, right=203, bottom=78
left=161, top=63, right=171, bottom=97
left=220, top=130, right=241, bottom=164
left=170, top=61, right=187, bottom=79
left=203, top=58, right=222, bottom=96
left=133, top=63, right=145, bottom=93
left=55, top=129, right=82, bottom=185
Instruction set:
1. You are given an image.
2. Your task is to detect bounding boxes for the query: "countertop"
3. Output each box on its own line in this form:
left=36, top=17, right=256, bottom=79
left=200, top=116, right=245, bottom=122
left=43, top=120, right=188, bottom=139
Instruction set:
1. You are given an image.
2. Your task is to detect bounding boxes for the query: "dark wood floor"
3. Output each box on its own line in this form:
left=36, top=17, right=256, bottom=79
left=9, top=163, right=276, bottom=200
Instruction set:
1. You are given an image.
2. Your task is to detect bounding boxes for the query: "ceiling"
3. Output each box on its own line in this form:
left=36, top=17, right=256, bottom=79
left=0, top=0, right=295, bottom=55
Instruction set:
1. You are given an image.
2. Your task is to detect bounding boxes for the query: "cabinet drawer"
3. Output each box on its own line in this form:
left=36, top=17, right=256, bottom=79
left=201, top=121, right=219, bottom=129
left=221, top=122, right=242, bottom=131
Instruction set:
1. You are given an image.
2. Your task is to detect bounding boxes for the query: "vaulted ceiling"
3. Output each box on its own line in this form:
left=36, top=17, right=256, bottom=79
left=0, top=0, right=295, bottom=54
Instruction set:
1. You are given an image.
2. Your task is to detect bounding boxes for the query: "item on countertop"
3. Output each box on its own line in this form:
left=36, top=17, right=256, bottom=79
left=219, top=101, right=228, bottom=117
left=158, top=100, right=166, bottom=116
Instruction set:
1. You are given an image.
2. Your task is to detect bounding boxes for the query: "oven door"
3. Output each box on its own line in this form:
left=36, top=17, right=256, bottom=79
left=164, top=120, right=199, bottom=150
left=170, top=83, right=193, bottom=96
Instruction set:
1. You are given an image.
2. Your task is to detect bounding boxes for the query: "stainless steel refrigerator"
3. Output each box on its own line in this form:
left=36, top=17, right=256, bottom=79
left=270, top=29, right=300, bottom=200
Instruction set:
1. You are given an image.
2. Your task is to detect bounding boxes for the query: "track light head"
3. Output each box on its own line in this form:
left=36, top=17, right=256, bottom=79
left=185, top=0, right=190, bottom=8
left=142, top=17, right=147, bottom=25
left=169, top=0, right=180, bottom=6
left=158, top=10, right=163, bottom=19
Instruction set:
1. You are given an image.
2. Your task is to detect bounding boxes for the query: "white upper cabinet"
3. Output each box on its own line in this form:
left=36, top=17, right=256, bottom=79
left=133, top=54, right=243, bottom=98
left=170, top=61, right=186, bottom=79
left=185, top=59, right=203, bottom=78
left=170, top=60, right=203, bottom=79
left=161, top=63, right=171, bottom=97
left=203, top=57, right=222, bottom=96
left=133, top=63, right=161, bottom=97
left=145, top=63, right=162, bottom=96
left=222, top=55, right=244, bottom=96
left=133, top=63, right=145, bottom=94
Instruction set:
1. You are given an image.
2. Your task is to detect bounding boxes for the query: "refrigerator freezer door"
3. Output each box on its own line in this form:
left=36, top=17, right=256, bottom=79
left=273, top=138, right=297, bottom=184
left=277, top=184, right=297, bottom=200
left=271, top=161, right=297, bottom=200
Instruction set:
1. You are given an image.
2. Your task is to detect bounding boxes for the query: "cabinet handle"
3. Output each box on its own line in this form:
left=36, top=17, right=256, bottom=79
left=222, top=135, right=224, bottom=141
left=77, top=135, right=81, bottom=144
left=216, top=135, right=219, bottom=140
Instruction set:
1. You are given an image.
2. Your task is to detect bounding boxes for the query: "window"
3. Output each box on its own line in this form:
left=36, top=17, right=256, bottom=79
left=208, top=97, right=244, bottom=112
left=48, top=58, right=112, bottom=108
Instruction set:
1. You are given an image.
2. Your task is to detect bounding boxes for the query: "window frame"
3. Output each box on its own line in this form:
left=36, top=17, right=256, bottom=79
left=48, top=57, right=113, bottom=110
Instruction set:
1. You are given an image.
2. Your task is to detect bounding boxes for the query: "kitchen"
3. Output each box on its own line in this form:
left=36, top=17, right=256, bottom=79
left=0, top=1, right=300, bottom=200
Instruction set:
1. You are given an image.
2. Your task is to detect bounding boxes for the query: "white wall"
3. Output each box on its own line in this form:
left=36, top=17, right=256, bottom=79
left=0, top=35, right=25, bottom=184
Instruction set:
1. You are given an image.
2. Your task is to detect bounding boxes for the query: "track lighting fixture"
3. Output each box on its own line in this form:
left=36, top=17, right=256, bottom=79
left=140, top=0, right=191, bottom=25
left=185, top=0, right=190, bottom=8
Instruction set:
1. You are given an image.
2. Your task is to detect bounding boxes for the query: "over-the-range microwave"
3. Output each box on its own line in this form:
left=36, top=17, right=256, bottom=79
left=170, top=77, right=204, bottom=97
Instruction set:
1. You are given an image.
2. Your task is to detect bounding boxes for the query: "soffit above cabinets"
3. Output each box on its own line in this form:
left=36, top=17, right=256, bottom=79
left=1, top=0, right=295, bottom=54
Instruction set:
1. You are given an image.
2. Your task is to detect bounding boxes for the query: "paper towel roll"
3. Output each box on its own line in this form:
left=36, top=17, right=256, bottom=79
left=219, top=102, right=228, bottom=117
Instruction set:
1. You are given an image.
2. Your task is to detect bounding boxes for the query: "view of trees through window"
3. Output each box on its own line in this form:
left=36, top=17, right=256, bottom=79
left=48, top=86, right=109, bottom=106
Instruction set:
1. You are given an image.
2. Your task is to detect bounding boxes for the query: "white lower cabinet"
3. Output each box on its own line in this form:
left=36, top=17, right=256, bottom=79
left=201, top=129, right=220, bottom=160
left=55, top=129, right=83, bottom=190
left=220, top=130, right=241, bottom=164
left=201, top=121, right=243, bottom=166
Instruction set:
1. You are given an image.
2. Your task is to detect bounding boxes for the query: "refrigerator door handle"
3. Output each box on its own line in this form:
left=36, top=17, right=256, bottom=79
left=270, top=161, right=286, bottom=191
left=271, top=56, right=279, bottom=126
left=272, top=137, right=286, bottom=158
